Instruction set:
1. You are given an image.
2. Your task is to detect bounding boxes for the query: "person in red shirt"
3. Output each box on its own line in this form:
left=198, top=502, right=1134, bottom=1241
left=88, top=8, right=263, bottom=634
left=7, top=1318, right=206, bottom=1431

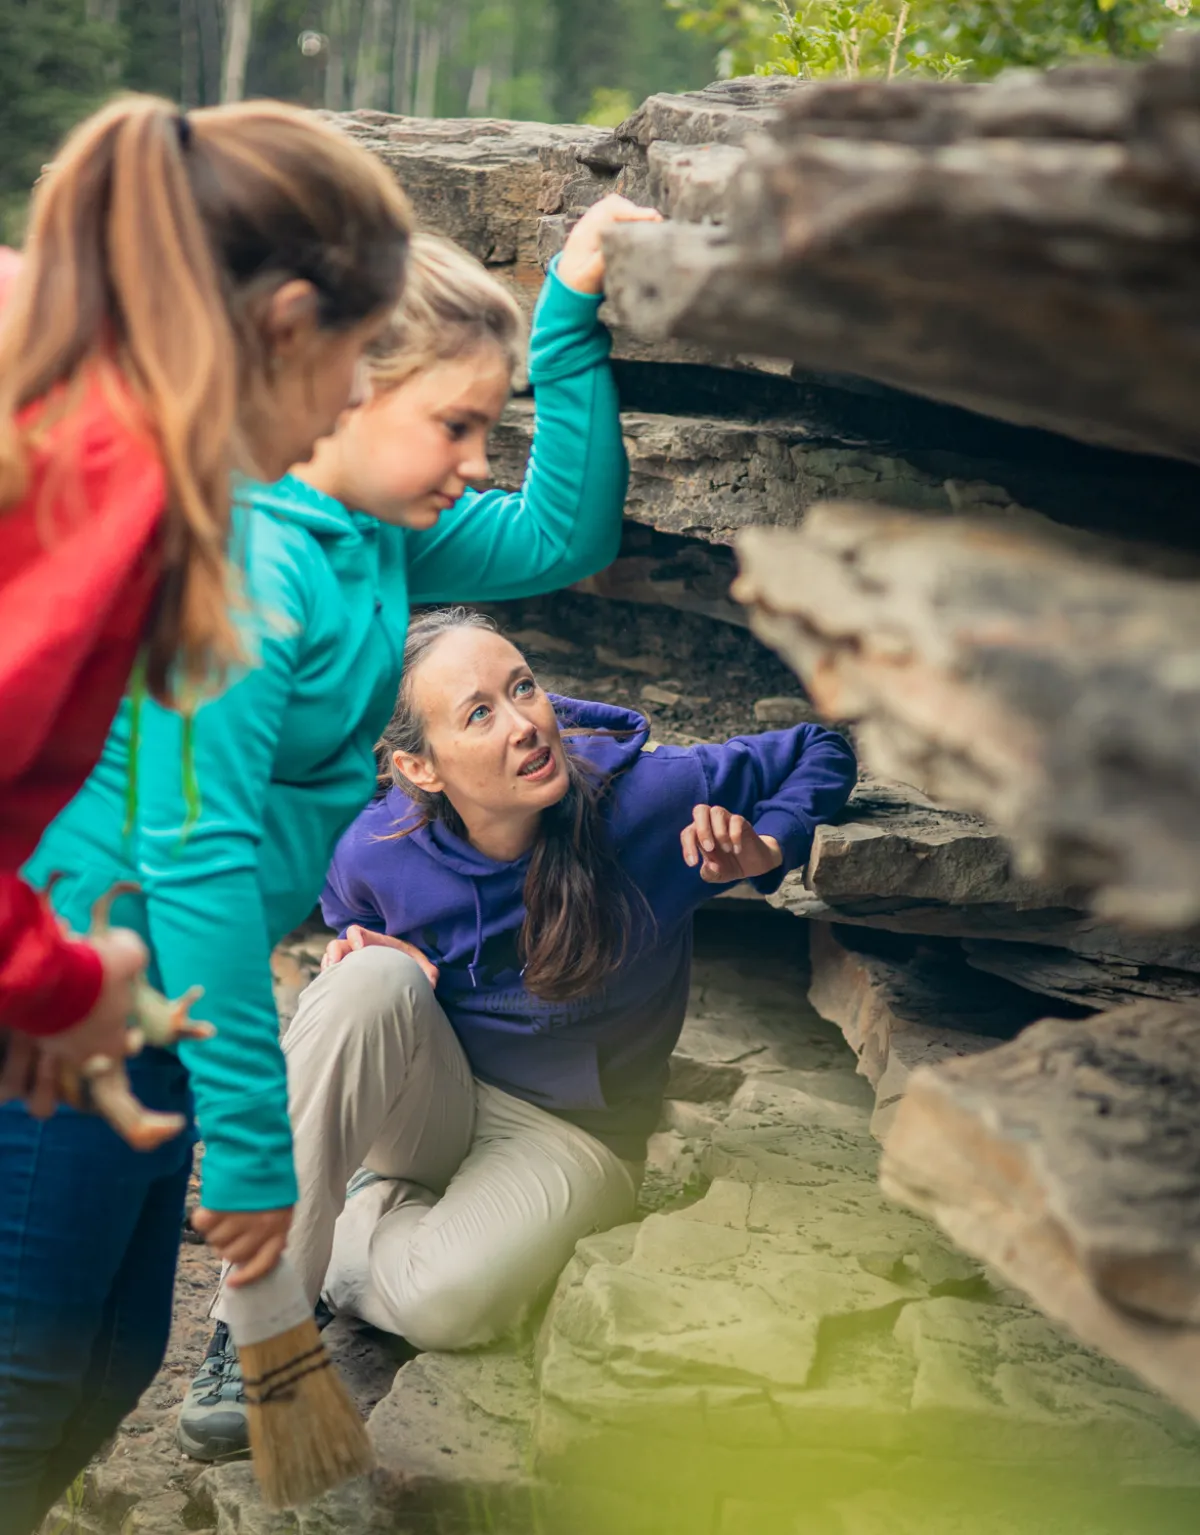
left=0, top=96, right=412, bottom=1121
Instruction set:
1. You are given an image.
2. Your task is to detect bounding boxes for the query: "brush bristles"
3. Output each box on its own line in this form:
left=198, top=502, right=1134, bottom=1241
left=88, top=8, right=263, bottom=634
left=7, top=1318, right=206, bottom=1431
left=239, top=1316, right=375, bottom=1508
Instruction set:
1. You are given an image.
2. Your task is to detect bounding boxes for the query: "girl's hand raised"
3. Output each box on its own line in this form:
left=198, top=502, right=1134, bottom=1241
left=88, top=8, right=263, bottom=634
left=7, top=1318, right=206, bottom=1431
left=321, top=924, right=439, bottom=989
left=681, top=805, right=782, bottom=885
left=556, top=194, right=663, bottom=296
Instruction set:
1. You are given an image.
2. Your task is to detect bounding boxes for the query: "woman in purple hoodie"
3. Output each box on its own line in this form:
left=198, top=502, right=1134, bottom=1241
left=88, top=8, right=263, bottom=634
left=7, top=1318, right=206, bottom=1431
left=230, top=608, right=855, bottom=1356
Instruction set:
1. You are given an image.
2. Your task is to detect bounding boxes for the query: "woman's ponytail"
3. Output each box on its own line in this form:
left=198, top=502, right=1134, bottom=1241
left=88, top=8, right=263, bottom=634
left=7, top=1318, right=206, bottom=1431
left=0, top=98, right=238, bottom=699
left=0, top=93, right=411, bottom=701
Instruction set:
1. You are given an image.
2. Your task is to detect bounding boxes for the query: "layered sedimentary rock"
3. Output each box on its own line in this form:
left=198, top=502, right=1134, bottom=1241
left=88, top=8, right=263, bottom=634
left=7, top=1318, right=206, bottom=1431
left=881, top=1002, right=1200, bottom=1421
left=806, top=922, right=1045, bottom=1091
left=601, top=34, right=1200, bottom=465
left=341, top=82, right=1200, bottom=555
left=735, top=502, right=1200, bottom=930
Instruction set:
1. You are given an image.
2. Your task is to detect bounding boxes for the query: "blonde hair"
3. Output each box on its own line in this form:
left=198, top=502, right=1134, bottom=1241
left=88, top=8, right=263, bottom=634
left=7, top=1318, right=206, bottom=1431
left=0, top=95, right=412, bottom=701
left=365, top=233, right=524, bottom=394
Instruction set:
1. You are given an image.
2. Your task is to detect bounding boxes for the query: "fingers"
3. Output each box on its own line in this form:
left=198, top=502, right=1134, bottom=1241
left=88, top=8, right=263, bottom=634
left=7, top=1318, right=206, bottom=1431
left=687, top=806, right=728, bottom=880
left=321, top=937, right=354, bottom=971
left=385, top=934, right=440, bottom=989
left=349, top=929, right=440, bottom=989
left=27, top=1051, right=60, bottom=1120
left=218, top=1227, right=282, bottom=1270
left=94, top=925, right=149, bottom=982
left=226, top=1234, right=288, bottom=1288
left=581, top=193, right=663, bottom=227
left=0, top=1033, right=35, bottom=1105
left=559, top=195, right=663, bottom=295
left=194, top=1208, right=293, bottom=1286
left=709, top=806, right=733, bottom=851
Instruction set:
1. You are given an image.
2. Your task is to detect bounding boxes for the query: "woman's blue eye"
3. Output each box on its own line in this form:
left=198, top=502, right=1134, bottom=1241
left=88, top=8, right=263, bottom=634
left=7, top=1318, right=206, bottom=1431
left=469, top=704, right=490, bottom=724
left=514, top=679, right=534, bottom=697
left=445, top=420, right=468, bottom=441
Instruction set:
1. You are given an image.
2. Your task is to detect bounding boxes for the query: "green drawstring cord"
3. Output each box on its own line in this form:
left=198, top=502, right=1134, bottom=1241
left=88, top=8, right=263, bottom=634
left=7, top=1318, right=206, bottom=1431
left=180, top=708, right=201, bottom=842
left=123, top=652, right=202, bottom=847
left=123, top=654, right=146, bottom=841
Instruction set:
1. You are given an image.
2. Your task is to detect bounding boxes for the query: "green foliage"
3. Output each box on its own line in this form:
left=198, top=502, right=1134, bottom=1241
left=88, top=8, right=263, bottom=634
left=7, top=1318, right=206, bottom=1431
left=667, top=0, right=786, bottom=78
left=0, top=0, right=719, bottom=242
left=46, top=1470, right=86, bottom=1534
left=669, top=0, right=1198, bottom=80
left=582, top=87, right=638, bottom=126
left=0, top=0, right=119, bottom=241
left=549, top=0, right=714, bottom=121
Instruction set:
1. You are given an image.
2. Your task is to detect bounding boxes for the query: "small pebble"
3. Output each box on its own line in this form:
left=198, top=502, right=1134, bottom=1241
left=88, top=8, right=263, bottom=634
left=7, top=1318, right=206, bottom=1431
left=595, top=644, right=669, bottom=677
left=507, top=627, right=580, bottom=655
left=753, top=696, right=812, bottom=726
left=641, top=683, right=682, bottom=707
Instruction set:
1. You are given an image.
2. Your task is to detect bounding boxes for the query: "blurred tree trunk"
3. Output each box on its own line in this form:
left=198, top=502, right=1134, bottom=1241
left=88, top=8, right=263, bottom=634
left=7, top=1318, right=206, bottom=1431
left=390, top=0, right=415, bottom=112
left=548, top=0, right=621, bottom=120
left=220, top=0, right=253, bottom=100
left=466, top=60, right=491, bottom=114
left=180, top=0, right=201, bottom=104
left=194, top=0, right=222, bottom=102
left=412, top=15, right=441, bottom=117
left=353, top=0, right=389, bottom=106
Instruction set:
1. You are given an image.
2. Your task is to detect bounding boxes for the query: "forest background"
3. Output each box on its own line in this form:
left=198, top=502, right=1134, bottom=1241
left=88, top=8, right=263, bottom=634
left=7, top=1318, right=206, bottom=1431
left=2, top=0, right=1196, bottom=241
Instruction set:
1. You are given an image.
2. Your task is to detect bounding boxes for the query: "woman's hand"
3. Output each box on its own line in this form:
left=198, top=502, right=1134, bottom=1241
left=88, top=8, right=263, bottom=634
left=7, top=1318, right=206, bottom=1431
left=0, top=927, right=146, bottom=1117
left=321, top=924, right=439, bottom=988
left=192, top=1205, right=294, bottom=1287
left=681, top=805, right=782, bottom=885
left=556, top=194, right=663, bottom=296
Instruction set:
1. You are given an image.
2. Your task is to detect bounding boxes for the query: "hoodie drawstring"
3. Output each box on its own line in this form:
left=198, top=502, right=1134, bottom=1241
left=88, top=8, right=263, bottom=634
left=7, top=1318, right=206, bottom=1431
left=468, top=879, right=484, bottom=990
left=123, top=651, right=202, bottom=847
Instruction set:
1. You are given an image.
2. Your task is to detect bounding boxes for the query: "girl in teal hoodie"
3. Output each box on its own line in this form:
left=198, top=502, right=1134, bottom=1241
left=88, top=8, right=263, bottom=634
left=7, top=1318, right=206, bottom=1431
left=13, top=195, right=652, bottom=1507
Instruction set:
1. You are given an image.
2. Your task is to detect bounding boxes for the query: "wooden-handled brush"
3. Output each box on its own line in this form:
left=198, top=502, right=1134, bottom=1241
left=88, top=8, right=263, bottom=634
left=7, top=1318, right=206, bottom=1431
left=223, top=1257, right=375, bottom=1507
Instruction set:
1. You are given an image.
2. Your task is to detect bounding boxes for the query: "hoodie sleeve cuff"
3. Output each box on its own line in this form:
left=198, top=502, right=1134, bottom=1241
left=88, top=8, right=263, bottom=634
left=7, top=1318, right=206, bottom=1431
left=748, top=809, right=815, bottom=895
left=527, top=254, right=611, bottom=386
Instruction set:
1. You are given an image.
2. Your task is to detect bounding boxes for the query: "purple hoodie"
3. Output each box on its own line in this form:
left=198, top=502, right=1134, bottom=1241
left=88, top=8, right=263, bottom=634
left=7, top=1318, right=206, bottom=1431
left=322, top=696, right=856, bottom=1159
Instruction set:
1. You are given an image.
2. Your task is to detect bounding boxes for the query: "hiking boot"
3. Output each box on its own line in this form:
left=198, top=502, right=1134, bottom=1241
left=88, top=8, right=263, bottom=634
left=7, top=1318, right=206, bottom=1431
left=175, top=1321, right=248, bottom=1461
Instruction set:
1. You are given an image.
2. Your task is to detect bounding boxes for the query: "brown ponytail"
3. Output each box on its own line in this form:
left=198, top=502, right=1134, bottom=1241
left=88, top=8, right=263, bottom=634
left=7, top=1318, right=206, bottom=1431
left=378, top=610, right=648, bottom=1002
left=0, top=95, right=411, bottom=701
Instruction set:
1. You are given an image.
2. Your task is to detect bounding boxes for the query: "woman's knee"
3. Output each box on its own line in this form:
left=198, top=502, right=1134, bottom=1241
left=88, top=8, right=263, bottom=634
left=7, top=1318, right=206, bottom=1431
left=291, top=946, right=436, bottom=1052
left=388, top=1274, right=517, bottom=1353
left=331, top=944, right=434, bottom=1002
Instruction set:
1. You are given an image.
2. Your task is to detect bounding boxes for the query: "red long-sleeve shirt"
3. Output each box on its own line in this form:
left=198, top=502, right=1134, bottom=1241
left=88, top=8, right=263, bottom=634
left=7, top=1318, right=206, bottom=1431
left=0, top=248, right=165, bottom=1036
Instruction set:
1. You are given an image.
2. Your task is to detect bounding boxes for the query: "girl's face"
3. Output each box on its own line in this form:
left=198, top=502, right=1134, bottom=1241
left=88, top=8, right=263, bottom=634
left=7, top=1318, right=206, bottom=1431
left=243, top=283, right=391, bottom=481
left=333, top=347, right=512, bottom=528
left=395, top=628, right=570, bottom=831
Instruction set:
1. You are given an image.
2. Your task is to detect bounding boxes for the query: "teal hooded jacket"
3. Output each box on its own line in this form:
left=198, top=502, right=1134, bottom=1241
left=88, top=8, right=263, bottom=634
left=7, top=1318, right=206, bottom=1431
left=26, top=261, right=627, bottom=1213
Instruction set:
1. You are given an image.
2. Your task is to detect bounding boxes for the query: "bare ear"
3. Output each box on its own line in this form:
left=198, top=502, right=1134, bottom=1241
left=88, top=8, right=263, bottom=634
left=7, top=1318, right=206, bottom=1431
left=259, top=278, right=321, bottom=361
left=393, top=748, right=443, bottom=795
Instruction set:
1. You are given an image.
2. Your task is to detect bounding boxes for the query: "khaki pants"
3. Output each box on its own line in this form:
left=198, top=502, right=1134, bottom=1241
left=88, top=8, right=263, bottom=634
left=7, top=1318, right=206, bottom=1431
left=214, top=946, right=637, bottom=1351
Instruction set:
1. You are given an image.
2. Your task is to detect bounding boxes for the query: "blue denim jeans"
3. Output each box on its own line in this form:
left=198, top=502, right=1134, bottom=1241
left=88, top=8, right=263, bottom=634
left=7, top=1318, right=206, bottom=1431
left=0, top=1048, right=193, bottom=1535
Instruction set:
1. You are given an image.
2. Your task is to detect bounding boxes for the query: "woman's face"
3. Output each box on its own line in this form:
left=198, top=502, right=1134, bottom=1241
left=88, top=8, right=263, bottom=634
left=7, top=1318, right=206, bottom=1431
left=334, top=348, right=512, bottom=529
left=243, top=282, right=392, bottom=482
left=396, top=629, right=570, bottom=828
